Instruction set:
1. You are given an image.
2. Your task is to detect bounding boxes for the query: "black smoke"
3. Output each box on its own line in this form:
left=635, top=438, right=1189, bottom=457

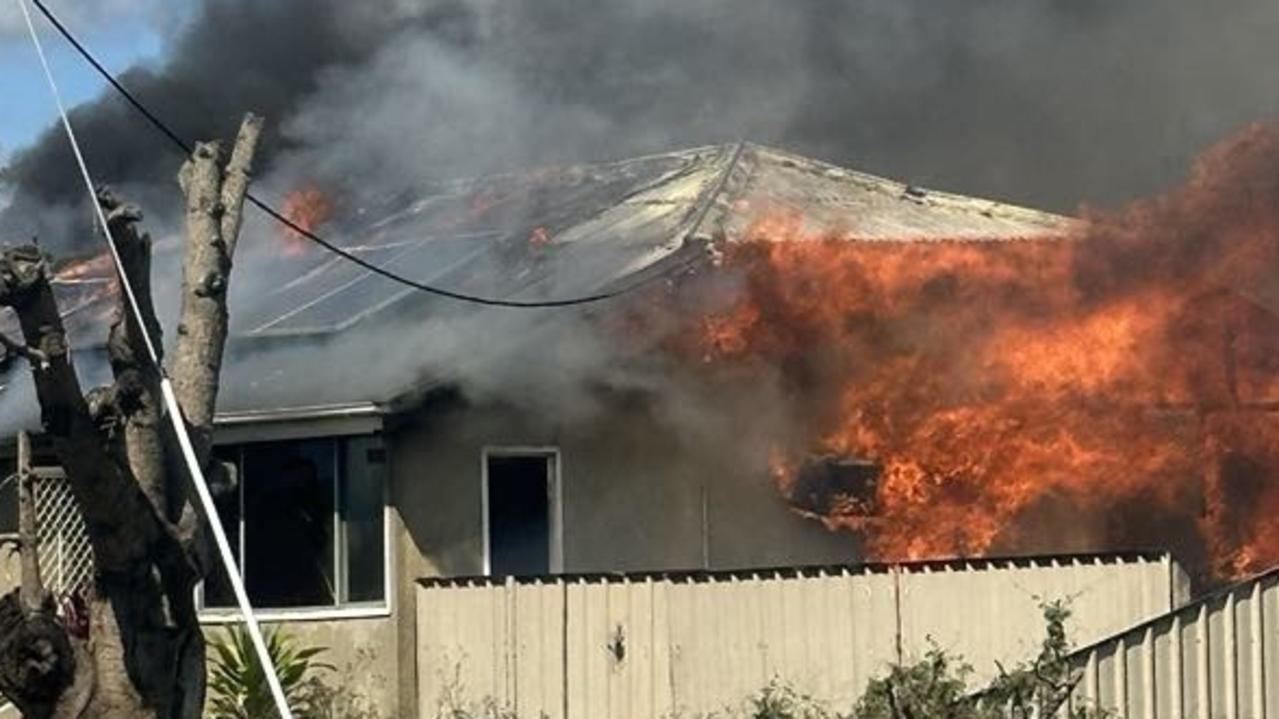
left=4, top=0, right=1279, bottom=251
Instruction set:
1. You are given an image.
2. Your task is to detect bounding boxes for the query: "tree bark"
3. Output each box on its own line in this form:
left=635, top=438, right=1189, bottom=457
left=0, top=112, right=262, bottom=718
left=173, top=114, right=262, bottom=457
left=16, top=432, right=43, bottom=614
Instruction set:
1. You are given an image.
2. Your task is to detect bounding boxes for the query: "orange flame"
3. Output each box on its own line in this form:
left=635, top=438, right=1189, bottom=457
left=278, top=186, right=333, bottom=256
left=683, top=124, right=1279, bottom=580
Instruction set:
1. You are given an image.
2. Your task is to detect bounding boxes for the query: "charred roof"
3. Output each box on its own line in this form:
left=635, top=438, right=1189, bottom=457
left=0, top=143, right=1071, bottom=432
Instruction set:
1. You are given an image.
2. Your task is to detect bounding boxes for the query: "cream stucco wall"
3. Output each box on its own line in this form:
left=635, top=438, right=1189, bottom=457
left=387, top=393, right=868, bottom=716
left=389, top=395, right=861, bottom=581
left=203, top=615, right=400, bottom=718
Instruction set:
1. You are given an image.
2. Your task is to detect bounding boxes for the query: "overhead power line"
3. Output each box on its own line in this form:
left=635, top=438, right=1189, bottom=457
left=27, top=0, right=715, bottom=309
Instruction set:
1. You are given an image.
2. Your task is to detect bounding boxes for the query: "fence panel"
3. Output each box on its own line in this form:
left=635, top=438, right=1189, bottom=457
left=899, top=554, right=1181, bottom=687
left=1068, top=570, right=1279, bottom=718
left=418, top=553, right=1184, bottom=719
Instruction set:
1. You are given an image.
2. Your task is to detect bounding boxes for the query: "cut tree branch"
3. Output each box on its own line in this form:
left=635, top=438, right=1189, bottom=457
left=100, top=187, right=171, bottom=519
left=171, top=114, right=260, bottom=557
left=16, top=432, right=45, bottom=614
left=0, top=245, right=167, bottom=573
left=219, top=114, right=263, bottom=260
left=0, top=331, right=49, bottom=370
left=172, top=113, right=261, bottom=443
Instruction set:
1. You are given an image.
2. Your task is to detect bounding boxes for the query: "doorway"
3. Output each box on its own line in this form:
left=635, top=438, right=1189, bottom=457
left=482, top=448, right=561, bottom=576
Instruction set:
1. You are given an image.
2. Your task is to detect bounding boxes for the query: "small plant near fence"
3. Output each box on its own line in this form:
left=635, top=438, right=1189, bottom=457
left=434, top=661, right=533, bottom=719
left=746, top=679, right=834, bottom=719
left=206, top=624, right=333, bottom=719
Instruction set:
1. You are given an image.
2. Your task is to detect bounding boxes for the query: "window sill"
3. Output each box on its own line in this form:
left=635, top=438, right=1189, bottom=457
left=199, top=604, right=391, bottom=624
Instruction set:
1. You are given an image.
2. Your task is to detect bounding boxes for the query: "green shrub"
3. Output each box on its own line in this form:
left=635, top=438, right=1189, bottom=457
left=206, top=625, right=333, bottom=718
left=850, top=645, right=984, bottom=719
left=748, top=679, right=834, bottom=719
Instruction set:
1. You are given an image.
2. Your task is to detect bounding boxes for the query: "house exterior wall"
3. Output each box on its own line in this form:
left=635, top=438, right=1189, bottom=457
left=387, top=394, right=869, bottom=714
left=414, top=554, right=1187, bottom=719
left=384, top=397, right=1203, bottom=717
left=202, top=615, right=399, bottom=717
left=1066, top=568, right=1279, bottom=718
left=389, top=397, right=862, bottom=581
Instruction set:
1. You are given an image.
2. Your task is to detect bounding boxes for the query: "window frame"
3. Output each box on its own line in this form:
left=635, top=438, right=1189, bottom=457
left=197, top=435, right=393, bottom=623
left=480, top=445, right=564, bottom=576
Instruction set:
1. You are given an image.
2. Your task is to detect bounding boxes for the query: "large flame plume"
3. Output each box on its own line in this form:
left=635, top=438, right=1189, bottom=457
left=687, top=125, right=1279, bottom=580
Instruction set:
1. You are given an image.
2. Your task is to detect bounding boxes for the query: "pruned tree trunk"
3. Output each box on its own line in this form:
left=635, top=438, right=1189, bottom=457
left=0, top=113, right=262, bottom=718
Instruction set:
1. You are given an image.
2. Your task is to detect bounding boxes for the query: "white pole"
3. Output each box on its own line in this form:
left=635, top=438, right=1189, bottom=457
left=16, top=2, right=293, bottom=715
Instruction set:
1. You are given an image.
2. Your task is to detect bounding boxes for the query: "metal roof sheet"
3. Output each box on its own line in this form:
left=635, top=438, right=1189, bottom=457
left=0, top=143, right=1072, bottom=429
left=722, top=144, right=1071, bottom=242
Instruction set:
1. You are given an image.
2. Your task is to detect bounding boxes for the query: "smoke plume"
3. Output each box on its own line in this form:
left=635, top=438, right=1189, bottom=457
left=5, top=0, right=1279, bottom=250
left=3, top=0, right=1279, bottom=578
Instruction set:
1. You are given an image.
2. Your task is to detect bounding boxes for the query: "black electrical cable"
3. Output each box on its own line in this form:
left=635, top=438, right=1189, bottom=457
left=27, top=0, right=714, bottom=308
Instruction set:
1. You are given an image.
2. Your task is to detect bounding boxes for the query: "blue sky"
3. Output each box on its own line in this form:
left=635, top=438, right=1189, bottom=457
left=0, top=1, right=194, bottom=165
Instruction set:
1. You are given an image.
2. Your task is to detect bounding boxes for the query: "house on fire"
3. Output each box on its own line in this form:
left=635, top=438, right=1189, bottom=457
left=2, top=143, right=1188, bottom=717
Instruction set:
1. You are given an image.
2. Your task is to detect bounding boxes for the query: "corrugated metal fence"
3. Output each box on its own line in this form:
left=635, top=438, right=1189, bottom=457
left=1067, top=566, right=1279, bottom=718
left=417, top=553, right=1186, bottom=719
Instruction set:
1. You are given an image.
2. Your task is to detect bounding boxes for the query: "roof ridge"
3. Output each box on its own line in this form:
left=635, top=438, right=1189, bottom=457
left=742, top=143, right=1075, bottom=228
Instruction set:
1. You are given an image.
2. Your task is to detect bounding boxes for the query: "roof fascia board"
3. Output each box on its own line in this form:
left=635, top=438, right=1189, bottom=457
left=212, top=402, right=384, bottom=444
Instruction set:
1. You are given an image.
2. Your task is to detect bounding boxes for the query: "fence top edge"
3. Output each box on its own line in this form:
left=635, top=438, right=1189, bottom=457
left=415, top=549, right=1174, bottom=589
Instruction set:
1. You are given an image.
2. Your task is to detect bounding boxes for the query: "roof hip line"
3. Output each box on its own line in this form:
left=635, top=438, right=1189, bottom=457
left=685, top=140, right=748, bottom=239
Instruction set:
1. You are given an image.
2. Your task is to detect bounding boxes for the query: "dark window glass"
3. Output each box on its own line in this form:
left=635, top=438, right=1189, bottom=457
left=200, top=437, right=386, bottom=611
left=341, top=438, right=386, bottom=603
left=204, top=446, right=243, bottom=608
left=487, top=454, right=552, bottom=576
left=243, top=439, right=336, bottom=608
left=0, top=474, right=17, bottom=535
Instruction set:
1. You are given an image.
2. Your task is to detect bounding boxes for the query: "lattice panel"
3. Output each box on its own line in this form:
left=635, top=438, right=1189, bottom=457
left=31, top=474, right=94, bottom=596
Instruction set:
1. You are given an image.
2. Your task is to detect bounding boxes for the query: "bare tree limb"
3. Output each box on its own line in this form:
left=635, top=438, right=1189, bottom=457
left=219, top=113, right=263, bottom=260
left=171, top=114, right=260, bottom=560
left=16, top=432, right=45, bottom=614
left=99, top=188, right=171, bottom=521
left=0, top=331, right=49, bottom=369
left=0, top=246, right=162, bottom=572
left=172, top=113, right=260, bottom=443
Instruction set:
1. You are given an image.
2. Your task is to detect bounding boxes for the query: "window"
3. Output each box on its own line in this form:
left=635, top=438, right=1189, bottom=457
left=202, top=436, right=387, bottom=613
left=483, top=448, right=561, bottom=576
left=0, top=472, right=15, bottom=536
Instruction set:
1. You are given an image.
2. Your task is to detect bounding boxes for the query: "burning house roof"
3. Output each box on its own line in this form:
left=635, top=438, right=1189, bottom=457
left=234, top=143, right=1068, bottom=337
left=0, top=142, right=1070, bottom=431
left=6, top=130, right=1279, bottom=581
